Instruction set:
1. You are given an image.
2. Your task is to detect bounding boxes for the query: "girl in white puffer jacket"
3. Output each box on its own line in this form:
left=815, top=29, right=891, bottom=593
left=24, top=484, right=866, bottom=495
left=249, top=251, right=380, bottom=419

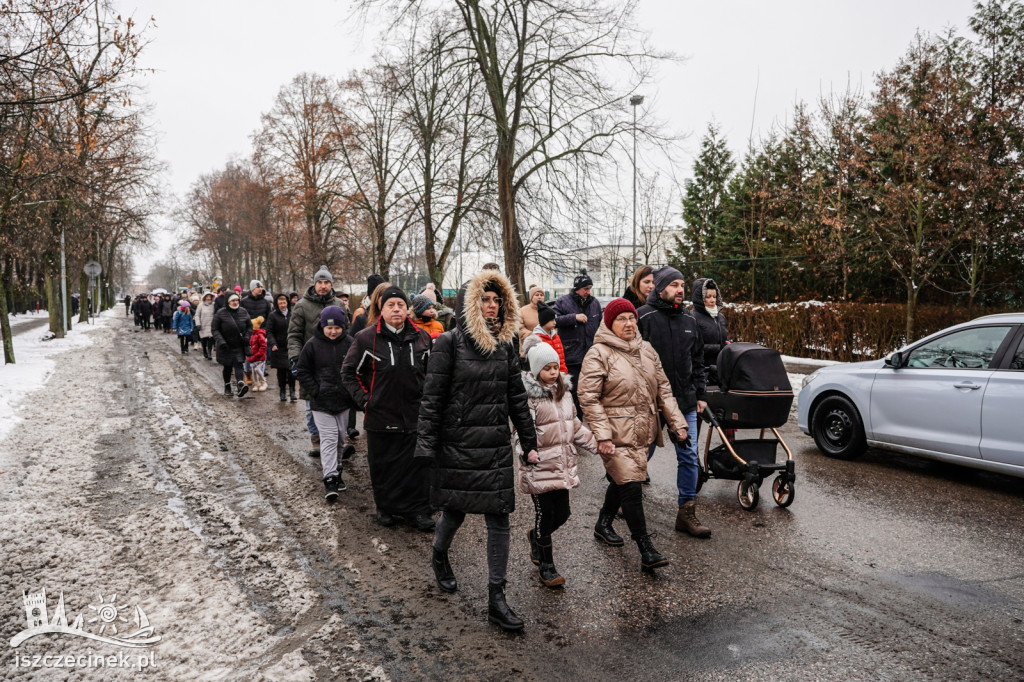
left=516, top=336, right=598, bottom=588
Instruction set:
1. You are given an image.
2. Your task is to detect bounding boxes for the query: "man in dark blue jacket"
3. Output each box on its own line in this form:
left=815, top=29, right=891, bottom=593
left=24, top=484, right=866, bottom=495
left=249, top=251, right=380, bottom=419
left=553, top=271, right=602, bottom=418
left=637, top=266, right=712, bottom=539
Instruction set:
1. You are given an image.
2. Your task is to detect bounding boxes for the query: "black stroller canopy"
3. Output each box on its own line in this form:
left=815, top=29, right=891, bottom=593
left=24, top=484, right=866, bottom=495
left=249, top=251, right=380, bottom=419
left=717, top=342, right=792, bottom=393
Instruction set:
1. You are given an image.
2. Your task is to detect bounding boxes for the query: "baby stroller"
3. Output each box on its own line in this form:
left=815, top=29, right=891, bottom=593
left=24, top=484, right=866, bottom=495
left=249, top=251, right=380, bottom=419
left=697, top=342, right=796, bottom=510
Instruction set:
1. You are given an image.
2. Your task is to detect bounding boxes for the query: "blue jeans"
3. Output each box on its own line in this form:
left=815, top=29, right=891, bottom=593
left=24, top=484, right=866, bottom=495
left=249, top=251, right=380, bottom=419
left=305, top=401, right=319, bottom=436
left=648, top=409, right=699, bottom=505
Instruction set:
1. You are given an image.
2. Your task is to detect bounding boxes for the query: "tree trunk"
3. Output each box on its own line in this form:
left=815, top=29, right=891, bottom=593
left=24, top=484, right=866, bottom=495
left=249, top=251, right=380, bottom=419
left=906, top=284, right=918, bottom=342
left=496, top=141, right=526, bottom=303
left=44, top=270, right=64, bottom=338
left=79, top=270, right=90, bottom=323
left=0, top=266, right=14, bottom=364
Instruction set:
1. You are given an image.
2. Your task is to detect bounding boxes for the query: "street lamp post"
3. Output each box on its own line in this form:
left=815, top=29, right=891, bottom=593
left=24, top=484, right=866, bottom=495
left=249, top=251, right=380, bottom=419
left=629, top=95, right=644, bottom=269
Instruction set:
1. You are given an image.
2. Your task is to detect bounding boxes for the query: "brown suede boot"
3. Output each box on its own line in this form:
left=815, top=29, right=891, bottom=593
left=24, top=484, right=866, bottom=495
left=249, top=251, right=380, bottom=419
left=675, top=501, right=712, bottom=538
left=244, top=370, right=253, bottom=386
left=309, top=433, right=321, bottom=458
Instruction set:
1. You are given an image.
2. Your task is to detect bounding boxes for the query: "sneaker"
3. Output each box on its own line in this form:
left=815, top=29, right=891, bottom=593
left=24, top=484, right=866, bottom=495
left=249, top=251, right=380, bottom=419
left=336, top=475, right=347, bottom=492
left=236, top=381, right=249, bottom=398
left=341, top=444, right=355, bottom=460
left=324, top=476, right=339, bottom=502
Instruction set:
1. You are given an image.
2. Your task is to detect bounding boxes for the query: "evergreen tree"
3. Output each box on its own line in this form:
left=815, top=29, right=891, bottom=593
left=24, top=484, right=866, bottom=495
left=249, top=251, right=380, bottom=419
left=672, top=123, right=735, bottom=275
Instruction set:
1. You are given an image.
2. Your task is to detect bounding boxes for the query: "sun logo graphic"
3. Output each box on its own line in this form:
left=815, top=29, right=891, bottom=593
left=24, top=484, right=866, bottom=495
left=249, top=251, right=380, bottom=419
left=10, top=588, right=161, bottom=649
left=87, top=595, right=130, bottom=636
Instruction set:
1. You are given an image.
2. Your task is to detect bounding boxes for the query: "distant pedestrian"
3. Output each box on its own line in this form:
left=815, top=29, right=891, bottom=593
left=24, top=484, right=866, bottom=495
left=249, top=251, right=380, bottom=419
left=515, top=340, right=597, bottom=588
left=416, top=269, right=537, bottom=632
left=525, top=304, right=567, bottom=374
left=553, top=271, right=601, bottom=418
left=124, top=294, right=131, bottom=315
left=240, top=280, right=272, bottom=387
left=248, top=316, right=268, bottom=392
left=194, top=292, right=217, bottom=360
left=213, top=286, right=228, bottom=312
left=212, top=293, right=253, bottom=398
left=350, top=273, right=385, bottom=335
left=266, top=293, right=296, bottom=402
left=518, top=284, right=546, bottom=353
left=296, top=306, right=356, bottom=502
left=172, top=301, right=194, bottom=355
left=622, top=265, right=654, bottom=309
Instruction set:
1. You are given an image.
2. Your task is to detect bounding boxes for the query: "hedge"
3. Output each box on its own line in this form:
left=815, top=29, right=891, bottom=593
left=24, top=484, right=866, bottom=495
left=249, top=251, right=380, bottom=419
left=721, top=302, right=1007, bottom=362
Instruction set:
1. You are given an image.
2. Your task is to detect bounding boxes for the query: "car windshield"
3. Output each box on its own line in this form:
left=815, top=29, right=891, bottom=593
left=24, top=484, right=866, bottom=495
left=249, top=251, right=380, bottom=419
left=906, top=326, right=1011, bottom=369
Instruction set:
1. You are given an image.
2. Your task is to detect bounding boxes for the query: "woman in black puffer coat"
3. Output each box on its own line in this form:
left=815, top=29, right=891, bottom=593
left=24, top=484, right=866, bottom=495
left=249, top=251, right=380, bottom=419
left=690, top=278, right=728, bottom=387
left=265, top=293, right=296, bottom=401
left=212, top=293, right=253, bottom=398
left=416, top=269, right=538, bottom=632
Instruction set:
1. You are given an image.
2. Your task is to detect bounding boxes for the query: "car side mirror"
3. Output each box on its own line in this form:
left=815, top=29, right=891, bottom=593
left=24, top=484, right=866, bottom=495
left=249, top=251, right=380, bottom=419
left=886, top=351, right=904, bottom=368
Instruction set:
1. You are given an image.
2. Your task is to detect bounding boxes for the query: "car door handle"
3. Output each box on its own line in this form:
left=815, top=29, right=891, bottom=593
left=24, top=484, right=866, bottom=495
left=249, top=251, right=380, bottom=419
left=953, top=382, right=982, bottom=390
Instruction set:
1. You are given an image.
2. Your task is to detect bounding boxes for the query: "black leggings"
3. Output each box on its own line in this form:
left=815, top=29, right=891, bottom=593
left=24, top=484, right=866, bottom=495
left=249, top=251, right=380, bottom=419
left=222, top=363, right=243, bottom=384
left=178, top=335, right=189, bottom=352
left=600, top=480, right=647, bottom=539
left=276, top=367, right=295, bottom=391
left=532, top=489, right=570, bottom=538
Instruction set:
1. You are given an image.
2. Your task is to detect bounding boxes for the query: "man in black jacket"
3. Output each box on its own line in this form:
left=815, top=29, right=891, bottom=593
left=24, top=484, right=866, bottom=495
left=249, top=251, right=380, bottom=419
left=341, top=286, right=434, bottom=532
left=637, top=266, right=712, bottom=539
left=240, top=280, right=273, bottom=387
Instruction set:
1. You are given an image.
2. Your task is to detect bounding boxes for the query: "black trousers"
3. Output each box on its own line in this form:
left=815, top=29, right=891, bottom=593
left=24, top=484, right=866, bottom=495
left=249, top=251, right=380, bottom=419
left=566, top=362, right=584, bottom=419
left=275, top=367, right=295, bottom=391
left=600, top=480, right=646, bottom=539
left=531, top=489, right=570, bottom=538
left=178, top=335, right=189, bottom=352
left=365, top=430, right=430, bottom=516
left=222, top=363, right=243, bottom=383
left=201, top=337, right=214, bottom=355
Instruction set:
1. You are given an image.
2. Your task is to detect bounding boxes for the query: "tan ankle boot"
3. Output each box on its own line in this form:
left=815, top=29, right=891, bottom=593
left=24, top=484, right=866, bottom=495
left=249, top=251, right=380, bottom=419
left=244, top=370, right=253, bottom=386
left=675, top=501, right=712, bottom=538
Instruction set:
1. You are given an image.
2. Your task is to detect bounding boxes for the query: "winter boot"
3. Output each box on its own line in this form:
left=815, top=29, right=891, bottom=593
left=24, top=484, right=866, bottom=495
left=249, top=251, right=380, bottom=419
left=593, top=512, right=625, bottom=546
left=348, top=428, right=360, bottom=440
left=244, top=370, right=253, bottom=387
left=279, top=387, right=287, bottom=402
left=536, top=535, right=565, bottom=588
left=675, top=501, right=712, bottom=538
left=635, top=534, right=670, bottom=572
left=412, top=514, right=435, bottom=532
left=308, top=433, right=320, bottom=458
left=487, top=582, right=524, bottom=632
left=288, top=386, right=297, bottom=402
left=324, top=475, right=340, bottom=502
left=527, top=529, right=540, bottom=566
left=341, top=444, right=356, bottom=461
left=432, top=548, right=457, bottom=593
left=223, top=382, right=233, bottom=396
left=236, top=380, right=249, bottom=398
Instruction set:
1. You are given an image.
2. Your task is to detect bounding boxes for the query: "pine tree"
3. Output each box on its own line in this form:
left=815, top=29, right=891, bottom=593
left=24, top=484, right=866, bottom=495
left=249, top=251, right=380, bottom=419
left=673, top=123, right=735, bottom=275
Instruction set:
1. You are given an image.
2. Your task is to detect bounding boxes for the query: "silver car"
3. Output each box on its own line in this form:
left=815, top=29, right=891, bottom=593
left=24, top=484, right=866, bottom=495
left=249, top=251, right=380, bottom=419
left=798, top=313, right=1024, bottom=476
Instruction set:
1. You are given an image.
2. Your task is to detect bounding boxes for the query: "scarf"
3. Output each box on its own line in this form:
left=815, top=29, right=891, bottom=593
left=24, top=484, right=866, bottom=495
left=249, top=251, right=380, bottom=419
left=707, top=305, right=719, bottom=318
left=485, top=316, right=503, bottom=337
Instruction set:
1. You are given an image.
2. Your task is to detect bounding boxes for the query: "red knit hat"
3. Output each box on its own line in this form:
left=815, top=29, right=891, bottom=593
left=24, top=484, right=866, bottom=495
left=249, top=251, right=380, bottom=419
left=603, top=297, right=637, bottom=329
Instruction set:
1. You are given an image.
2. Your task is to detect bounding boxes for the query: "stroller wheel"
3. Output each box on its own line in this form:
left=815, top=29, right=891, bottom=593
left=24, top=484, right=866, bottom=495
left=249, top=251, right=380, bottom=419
left=737, top=480, right=759, bottom=511
left=772, top=477, right=795, bottom=508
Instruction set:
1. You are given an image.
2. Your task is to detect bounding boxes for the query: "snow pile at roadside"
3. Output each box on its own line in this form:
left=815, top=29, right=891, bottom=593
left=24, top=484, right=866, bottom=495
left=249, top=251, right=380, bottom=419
left=780, top=354, right=843, bottom=367
left=0, top=310, right=116, bottom=443
left=5, top=311, right=48, bottom=328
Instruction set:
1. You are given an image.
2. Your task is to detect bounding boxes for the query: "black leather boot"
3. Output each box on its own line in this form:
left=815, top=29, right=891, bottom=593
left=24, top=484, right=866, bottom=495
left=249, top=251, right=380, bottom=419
left=288, top=386, right=297, bottom=402
left=527, top=529, right=540, bottom=566
left=635, top=534, right=670, bottom=572
left=593, top=513, right=625, bottom=546
left=279, top=387, right=287, bottom=402
left=431, top=548, right=457, bottom=593
left=536, top=535, right=565, bottom=588
left=223, top=382, right=232, bottom=396
left=487, top=581, right=524, bottom=632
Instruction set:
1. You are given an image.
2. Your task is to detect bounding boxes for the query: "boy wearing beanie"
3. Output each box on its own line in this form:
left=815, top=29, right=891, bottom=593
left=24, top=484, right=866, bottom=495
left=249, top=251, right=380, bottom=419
left=410, top=294, right=444, bottom=338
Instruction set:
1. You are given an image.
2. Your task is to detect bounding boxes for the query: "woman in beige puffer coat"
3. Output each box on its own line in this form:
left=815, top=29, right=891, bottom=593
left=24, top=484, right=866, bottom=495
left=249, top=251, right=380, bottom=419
left=577, top=298, right=687, bottom=572
left=514, top=336, right=597, bottom=588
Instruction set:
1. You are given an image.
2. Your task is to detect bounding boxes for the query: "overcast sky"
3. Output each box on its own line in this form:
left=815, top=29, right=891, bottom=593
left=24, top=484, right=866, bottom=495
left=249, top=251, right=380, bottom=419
left=122, top=0, right=978, bottom=275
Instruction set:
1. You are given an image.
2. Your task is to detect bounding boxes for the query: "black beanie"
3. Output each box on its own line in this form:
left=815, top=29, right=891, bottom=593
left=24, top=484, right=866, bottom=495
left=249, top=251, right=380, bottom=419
left=379, top=286, right=409, bottom=309
left=366, top=273, right=385, bottom=298
left=573, top=271, right=593, bottom=291
left=652, top=266, right=685, bottom=296
left=537, top=303, right=556, bottom=327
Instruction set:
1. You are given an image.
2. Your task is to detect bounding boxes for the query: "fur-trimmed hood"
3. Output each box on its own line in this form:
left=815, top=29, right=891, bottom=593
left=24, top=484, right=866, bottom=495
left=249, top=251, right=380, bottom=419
left=460, top=270, right=520, bottom=354
left=522, top=369, right=572, bottom=398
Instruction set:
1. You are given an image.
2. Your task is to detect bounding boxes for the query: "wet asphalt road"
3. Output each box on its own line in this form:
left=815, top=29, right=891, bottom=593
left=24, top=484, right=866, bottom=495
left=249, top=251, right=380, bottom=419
left=117, top=319, right=1024, bottom=680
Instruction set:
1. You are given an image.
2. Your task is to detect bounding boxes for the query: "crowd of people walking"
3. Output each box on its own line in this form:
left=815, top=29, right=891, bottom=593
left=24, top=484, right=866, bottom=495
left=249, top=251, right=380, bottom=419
left=129, top=260, right=731, bottom=633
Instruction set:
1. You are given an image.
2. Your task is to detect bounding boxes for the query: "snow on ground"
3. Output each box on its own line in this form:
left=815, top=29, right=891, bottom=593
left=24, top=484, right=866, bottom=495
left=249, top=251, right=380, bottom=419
left=780, top=354, right=843, bottom=367
left=0, top=310, right=117, bottom=444
left=5, top=311, right=48, bottom=328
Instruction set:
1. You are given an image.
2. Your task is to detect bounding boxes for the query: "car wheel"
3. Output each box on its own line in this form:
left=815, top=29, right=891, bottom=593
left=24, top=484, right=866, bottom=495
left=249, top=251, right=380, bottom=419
left=811, top=395, right=867, bottom=460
